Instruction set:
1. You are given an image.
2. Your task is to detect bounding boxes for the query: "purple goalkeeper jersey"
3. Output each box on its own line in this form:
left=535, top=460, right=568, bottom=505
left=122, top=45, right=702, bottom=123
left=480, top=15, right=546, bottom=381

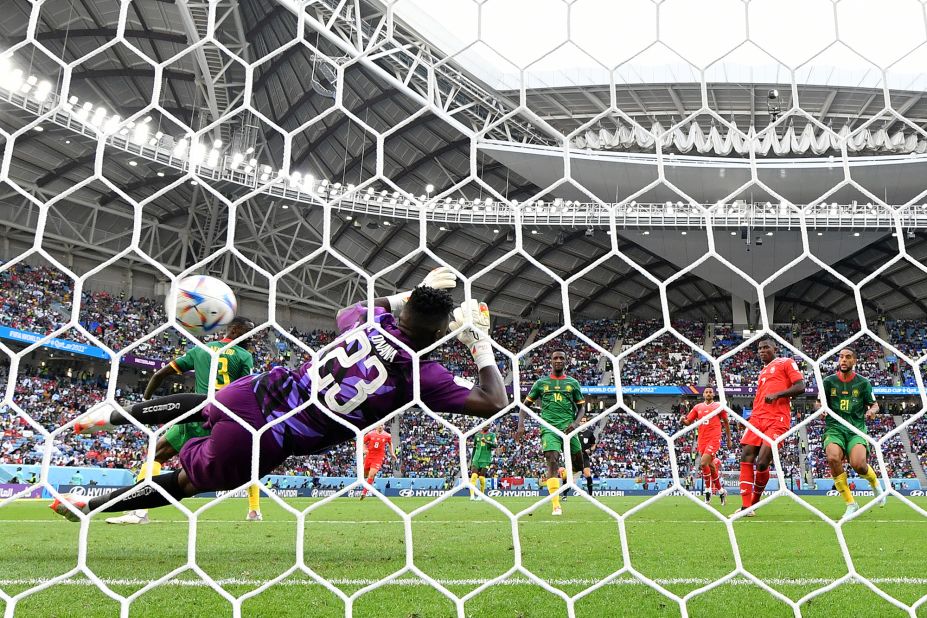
left=252, top=303, right=474, bottom=455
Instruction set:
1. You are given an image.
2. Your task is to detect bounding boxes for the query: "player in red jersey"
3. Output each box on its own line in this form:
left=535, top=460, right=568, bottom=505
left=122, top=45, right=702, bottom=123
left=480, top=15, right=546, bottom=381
left=738, top=339, right=805, bottom=515
left=711, top=455, right=724, bottom=496
left=681, top=387, right=733, bottom=505
left=360, top=424, right=395, bottom=500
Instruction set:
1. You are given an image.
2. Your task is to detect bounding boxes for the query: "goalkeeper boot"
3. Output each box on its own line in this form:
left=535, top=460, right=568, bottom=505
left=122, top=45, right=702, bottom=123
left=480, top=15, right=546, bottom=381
left=246, top=510, right=263, bottom=522
left=842, top=502, right=860, bottom=520
left=73, top=404, right=116, bottom=434
left=49, top=494, right=89, bottom=522
left=106, top=510, right=150, bottom=525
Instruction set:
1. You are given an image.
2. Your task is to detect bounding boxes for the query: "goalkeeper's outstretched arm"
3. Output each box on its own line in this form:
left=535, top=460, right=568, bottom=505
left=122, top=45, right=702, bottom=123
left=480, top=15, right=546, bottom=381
left=452, top=299, right=508, bottom=418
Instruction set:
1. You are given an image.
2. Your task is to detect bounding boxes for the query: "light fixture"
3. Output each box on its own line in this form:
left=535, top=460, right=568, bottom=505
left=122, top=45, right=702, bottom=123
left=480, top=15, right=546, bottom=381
left=33, top=125, right=43, bottom=132
left=425, top=184, right=434, bottom=193
left=156, top=171, right=164, bottom=177
left=766, top=231, right=774, bottom=236
left=128, top=160, right=138, bottom=166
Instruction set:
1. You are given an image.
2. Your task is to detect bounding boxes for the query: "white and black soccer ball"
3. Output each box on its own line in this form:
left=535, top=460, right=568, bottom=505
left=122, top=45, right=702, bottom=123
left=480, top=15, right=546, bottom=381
left=173, top=275, right=237, bottom=336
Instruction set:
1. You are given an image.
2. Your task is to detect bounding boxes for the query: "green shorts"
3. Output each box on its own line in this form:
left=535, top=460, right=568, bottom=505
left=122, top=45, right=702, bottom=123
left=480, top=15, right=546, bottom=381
left=823, top=424, right=869, bottom=455
left=163, top=422, right=211, bottom=452
left=471, top=458, right=492, bottom=471
left=540, top=420, right=581, bottom=454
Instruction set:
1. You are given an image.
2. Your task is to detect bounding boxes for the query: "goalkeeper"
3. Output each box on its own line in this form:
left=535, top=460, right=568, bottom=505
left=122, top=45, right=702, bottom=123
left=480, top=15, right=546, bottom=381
left=55, top=268, right=510, bottom=520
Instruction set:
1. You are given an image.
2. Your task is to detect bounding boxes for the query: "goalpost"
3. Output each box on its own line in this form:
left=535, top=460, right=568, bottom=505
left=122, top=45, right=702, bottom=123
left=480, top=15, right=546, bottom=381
left=1, top=1, right=926, bottom=616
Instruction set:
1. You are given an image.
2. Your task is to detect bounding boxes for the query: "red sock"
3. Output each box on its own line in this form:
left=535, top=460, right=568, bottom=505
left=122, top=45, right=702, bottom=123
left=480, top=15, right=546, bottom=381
left=711, top=469, right=722, bottom=491
left=361, top=486, right=369, bottom=496
left=739, top=462, right=755, bottom=508
left=701, top=466, right=712, bottom=492
left=753, top=468, right=770, bottom=504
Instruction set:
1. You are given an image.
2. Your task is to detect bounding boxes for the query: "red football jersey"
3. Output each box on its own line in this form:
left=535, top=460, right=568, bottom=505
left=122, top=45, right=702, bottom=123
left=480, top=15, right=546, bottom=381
left=364, top=431, right=391, bottom=459
left=752, top=357, right=803, bottom=420
left=686, top=402, right=725, bottom=444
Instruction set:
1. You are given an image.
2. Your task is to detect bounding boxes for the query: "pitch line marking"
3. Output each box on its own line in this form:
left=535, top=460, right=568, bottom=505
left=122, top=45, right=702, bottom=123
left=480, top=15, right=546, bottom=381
left=1, top=577, right=925, bottom=587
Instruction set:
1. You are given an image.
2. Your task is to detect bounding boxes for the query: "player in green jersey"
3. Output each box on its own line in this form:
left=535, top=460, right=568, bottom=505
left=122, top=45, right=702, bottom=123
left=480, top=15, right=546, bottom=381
left=816, top=347, right=886, bottom=518
left=98, top=317, right=257, bottom=524
left=469, top=426, right=497, bottom=500
left=516, top=350, right=586, bottom=516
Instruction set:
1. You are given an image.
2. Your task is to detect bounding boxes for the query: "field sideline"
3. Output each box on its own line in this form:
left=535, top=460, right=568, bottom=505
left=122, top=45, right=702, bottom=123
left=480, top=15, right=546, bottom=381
left=0, top=496, right=924, bottom=617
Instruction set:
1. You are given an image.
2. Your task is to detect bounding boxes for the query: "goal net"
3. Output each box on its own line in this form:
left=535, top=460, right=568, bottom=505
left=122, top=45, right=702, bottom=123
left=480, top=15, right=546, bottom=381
left=0, top=0, right=926, bottom=616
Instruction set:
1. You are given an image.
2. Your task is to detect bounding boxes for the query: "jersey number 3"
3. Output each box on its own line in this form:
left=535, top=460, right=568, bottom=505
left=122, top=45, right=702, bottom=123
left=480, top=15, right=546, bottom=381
left=318, top=331, right=388, bottom=414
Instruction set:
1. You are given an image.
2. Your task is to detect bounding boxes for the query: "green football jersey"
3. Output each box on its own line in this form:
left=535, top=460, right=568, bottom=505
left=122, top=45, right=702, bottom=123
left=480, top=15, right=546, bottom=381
left=822, top=372, right=875, bottom=431
left=473, top=431, right=497, bottom=461
left=171, top=339, right=254, bottom=394
left=526, top=375, right=585, bottom=426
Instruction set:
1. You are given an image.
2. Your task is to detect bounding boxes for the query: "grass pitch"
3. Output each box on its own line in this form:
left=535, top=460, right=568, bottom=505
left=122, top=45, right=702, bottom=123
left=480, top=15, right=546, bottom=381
left=0, top=494, right=925, bottom=617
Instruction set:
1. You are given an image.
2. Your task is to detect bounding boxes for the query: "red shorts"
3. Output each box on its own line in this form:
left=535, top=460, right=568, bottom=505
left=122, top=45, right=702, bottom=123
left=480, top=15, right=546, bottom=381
left=740, top=414, right=790, bottom=447
left=697, top=440, right=720, bottom=456
left=364, top=458, right=384, bottom=473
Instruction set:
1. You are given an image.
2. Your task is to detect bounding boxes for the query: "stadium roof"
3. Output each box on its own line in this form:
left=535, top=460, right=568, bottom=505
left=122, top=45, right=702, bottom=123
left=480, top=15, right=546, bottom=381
left=0, top=0, right=925, bottom=325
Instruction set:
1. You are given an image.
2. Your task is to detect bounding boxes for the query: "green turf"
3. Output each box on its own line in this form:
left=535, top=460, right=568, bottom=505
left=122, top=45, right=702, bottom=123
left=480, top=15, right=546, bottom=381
left=0, top=495, right=924, bottom=617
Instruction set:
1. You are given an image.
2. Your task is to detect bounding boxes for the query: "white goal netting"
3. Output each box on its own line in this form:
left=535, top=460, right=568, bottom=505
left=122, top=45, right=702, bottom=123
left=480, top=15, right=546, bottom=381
left=0, top=0, right=926, bottom=616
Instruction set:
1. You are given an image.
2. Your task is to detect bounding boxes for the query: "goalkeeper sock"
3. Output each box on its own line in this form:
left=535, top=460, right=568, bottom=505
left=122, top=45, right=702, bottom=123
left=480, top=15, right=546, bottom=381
left=701, top=465, right=712, bottom=492
left=585, top=475, right=593, bottom=496
left=136, top=461, right=162, bottom=482
left=861, top=465, right=880, bottom=492
left=547, top=477, right=561, bottom=509
left=112, top=394, right=208, bottom=426
left=248, top=484, right=261, bottom=512
left=479, top=475, right=486, bottom=494
left=834, top=472, right=854, bottom=505
left=89, top=470, right=191, bottom=512
left=470, top=472, right=479, bottom=497
left=739, top=462, right=755, bottom=508
left=752, top=468, right=770, bottom=505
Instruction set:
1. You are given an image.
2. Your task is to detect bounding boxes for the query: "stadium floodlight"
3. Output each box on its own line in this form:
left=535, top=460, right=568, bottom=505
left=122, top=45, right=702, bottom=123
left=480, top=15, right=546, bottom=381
left=425, top=184, right=434, bottom=194
left=132, top=122, right=149, bottom=145
left=231, top=152, right=244, bottom=169
left=173, top=139, right=188, bottom=158
left=33, top=79, right=51, bottom=102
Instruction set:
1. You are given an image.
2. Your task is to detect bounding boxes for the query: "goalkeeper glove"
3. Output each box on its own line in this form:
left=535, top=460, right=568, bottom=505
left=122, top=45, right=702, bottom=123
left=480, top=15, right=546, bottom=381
left=386, top=266, right=457, bottom=312
left=450, top=299, right=495, bottom=370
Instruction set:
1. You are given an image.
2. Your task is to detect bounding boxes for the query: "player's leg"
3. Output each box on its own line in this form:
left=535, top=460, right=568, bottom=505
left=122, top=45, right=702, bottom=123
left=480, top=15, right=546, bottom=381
left=751, top=441, right=775, bottom=506
left=53, top=382, right=288, bottom=521
left=361, top=460, right=382, bottom=500
left=543, top=446, right=563, bottom=515
left=847, top=438, right=885, bottom=507
left=738, top=438, right=759, bottom=513
left=246, top=484, right=262, bottom=521
left=478, top=467, right=488, bottom=496
left=539, top=427, right=565, bottom=513
left=699, top=451, right=713, bottom=502
left=75, top=394, right=208, bottom=434
left=105, top=436, right=177, bottom=525
left=710, top=455, right=726, bottom=505
left=825, top=439, right=856, bottom=517
left=469, top=465, right=479, bottom=500
left=581, top=449, right=593, bottom=495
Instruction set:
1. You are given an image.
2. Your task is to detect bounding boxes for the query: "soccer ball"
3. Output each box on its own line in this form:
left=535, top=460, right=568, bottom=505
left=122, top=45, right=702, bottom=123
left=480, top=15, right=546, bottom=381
left=173, top=275, right=237, bottom=336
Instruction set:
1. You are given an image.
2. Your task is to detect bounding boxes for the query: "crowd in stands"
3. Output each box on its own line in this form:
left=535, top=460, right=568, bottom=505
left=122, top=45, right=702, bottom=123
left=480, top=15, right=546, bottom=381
left=2, top=260, right=927, bottom=486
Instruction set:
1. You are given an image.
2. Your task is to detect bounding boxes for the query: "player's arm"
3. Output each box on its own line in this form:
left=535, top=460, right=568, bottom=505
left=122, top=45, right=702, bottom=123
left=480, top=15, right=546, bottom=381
left=864, top=382, right=879, bottom=419
left=722, top=412, right=733, bottom=445
left=365, top=266, right=457, bottom=315
left=681, top=407, right=697, bottom=426
left=450, top=300, right=508, bottom=419
left=517, top=381, right=542, bottom=441
left=565, top=385, right=587, bottom=434
left=388, top=433, right=397, bottom=461
left=143, top=355, right=189, bottom=399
